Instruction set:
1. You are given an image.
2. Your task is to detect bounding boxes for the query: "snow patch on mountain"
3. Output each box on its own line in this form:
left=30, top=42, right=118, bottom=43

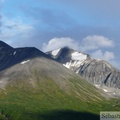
left=13, top=51, right=16, bottom=55
left=103, top=89, right=108, bottom=92
left=52, top=48, right=61, bottom=56
left=63, top=60, right=85, bottom=69
left=71, top=52, right=87, bottom=61
left=63, top=51, right=87, bottom=69
left=21, top=60, right=30, bottom=64
left=63, top=62, right=71, bottom=69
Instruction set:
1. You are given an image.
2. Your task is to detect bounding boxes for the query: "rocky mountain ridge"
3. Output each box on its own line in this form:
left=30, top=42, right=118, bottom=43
left=46, top=47, right=120, bottom=96
left=0, top=41, right=119, bottom=97
left=0, top=41, right=108, bottom=100
left=0, top=41, right=114, bottom=120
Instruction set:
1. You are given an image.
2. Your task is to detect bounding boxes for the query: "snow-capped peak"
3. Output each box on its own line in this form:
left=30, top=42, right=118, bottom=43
left=48, top=47, right=89, bottom=70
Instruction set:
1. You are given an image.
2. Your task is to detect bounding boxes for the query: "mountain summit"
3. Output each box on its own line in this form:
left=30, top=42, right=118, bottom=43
left=47, top=47, right=120, bottom=96
left=46, top=47, right=91, bottom=64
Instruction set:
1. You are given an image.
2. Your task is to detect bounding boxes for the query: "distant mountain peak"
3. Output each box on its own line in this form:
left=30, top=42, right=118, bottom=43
left=47, top=47, right=120, bottom=96
left=47, top=47, right=91, bottom=64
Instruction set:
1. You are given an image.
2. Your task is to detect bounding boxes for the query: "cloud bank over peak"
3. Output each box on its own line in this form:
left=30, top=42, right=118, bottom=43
left=42, top=37, right=79, bottom=52
left=42, top=35, right=117, bottom=67
left=91, top=50, right=115, bottom=61
left=80, top=35, right=116, bottom=66
left=43, top=35, right=114, bottom=52
left=80, top=35, right=114, bottom=52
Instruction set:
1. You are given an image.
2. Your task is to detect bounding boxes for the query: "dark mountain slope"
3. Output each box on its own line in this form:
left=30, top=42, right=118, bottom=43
left=0, top=41, right=49, bottom=71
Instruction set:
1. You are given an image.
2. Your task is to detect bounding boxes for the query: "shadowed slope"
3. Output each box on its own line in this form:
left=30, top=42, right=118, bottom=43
left=39, top=110, right=99, bottom=120
left=0, top=41, right=50, bottom=71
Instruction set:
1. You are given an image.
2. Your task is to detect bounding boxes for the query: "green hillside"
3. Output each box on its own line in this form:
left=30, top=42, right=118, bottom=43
left=0, top=72, right=119, bottom=120
left=0, top=58, right=119, bottom=120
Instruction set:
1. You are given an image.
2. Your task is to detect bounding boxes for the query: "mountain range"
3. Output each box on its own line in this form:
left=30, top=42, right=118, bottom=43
left=0, top=41, right=119, bottom=120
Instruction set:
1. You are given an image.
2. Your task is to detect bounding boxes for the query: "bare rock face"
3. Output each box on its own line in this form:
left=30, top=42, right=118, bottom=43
left=47, top=47, right=120, bottom=96
left=78, top=59, right=120, bottom=89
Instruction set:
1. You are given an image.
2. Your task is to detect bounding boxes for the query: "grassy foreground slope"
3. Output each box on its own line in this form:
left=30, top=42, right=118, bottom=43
left=0, top=58, right=119, bottom=120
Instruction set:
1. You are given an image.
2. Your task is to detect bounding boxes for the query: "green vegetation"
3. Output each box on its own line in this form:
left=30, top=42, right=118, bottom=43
left=0, top=74, right=119, bottom=120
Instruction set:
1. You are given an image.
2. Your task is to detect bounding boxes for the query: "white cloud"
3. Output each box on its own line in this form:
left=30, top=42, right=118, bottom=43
left=81, top=35, right=114, bottom=52
left=80, top=35, right=117, bottom=67
left=43, top=35, right=115, bottom=52
left=42, top=36, right=119, bottom=68
left=91, top=50, right=115, bottom=61
left=42, top=37, right=79, bottom=52
left=91, top=49, right=120, bottom=68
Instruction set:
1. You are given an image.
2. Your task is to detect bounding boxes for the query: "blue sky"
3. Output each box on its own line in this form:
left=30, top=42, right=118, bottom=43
left=0, top=0, right=120, bottom=69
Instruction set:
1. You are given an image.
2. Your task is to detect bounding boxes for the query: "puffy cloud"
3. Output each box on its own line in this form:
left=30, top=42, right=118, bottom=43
left=42, top=37, right=79, bottom=52
left=91, top=49, right=119, bottom=68
left=80, top=35, right=117, bottom=66
left=81, top=35, right=114, bottom=52
left=42, top=35, right=115, bottom=53
left=91, top=50, right=115, bottom=61
left=42, top=36, right=119, bottom=68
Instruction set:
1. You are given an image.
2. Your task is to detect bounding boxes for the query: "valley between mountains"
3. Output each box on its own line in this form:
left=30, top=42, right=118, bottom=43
left=0, top=41, right=119, bottom=120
